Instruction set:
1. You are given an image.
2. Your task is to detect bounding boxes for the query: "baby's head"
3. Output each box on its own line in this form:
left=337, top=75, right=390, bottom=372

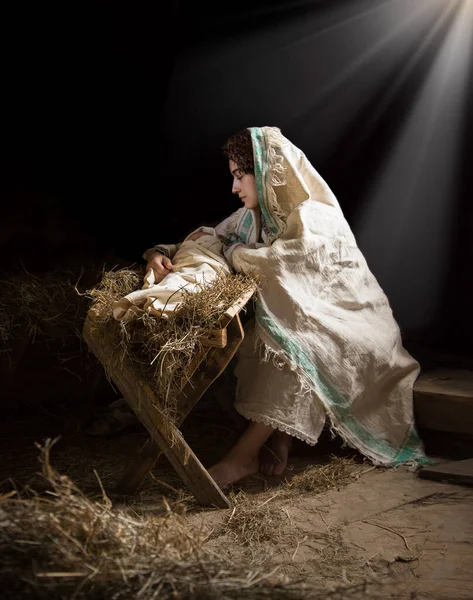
left=186, top=231, right=208, bottom=242
left=184, top=230, right=224, bottom=256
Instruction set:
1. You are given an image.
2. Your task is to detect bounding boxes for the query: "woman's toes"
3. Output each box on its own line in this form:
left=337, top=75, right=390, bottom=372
left=273, top=461, right=286, bottom=476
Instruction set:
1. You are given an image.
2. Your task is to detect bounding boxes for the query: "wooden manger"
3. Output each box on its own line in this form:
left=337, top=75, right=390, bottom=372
left=82, top=284, right=256, bottom=509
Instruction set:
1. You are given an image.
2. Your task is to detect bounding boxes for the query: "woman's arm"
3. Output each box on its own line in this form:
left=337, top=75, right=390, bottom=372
left=142, top=243, right=180, bottom=262
left=142, top=214, right=237, bottom=281
left=143, top=243, right=181, bottom=283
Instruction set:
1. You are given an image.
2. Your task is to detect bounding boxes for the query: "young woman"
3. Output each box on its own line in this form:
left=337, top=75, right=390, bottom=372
left=147, top=126, right=432, bottom=488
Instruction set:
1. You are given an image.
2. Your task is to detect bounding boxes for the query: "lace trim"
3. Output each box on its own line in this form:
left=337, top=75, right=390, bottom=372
left=234, top=406, right=320, bottom=446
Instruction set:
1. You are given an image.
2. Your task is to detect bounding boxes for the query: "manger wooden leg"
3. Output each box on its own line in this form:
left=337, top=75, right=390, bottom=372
left=116, top=422, right=231, bottom=507
left=115, top=314, right=245, bottom=495
left=115, top=314, right=247, bottom=496
left=127, top=384, right=231, bottom=508
left=83, top=317, right=231, bottom=508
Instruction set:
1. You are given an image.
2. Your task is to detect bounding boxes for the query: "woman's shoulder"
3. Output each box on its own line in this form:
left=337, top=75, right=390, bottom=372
left=225, top=207, right=248, bottom=219
left=216, top=207, right=248, bottom=230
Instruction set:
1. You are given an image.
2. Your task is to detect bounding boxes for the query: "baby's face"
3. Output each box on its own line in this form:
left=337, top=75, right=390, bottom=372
left=187, top=231, right=208, bottom=241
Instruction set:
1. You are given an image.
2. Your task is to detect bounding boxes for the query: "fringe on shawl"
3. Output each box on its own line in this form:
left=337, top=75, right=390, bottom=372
left=268, top=144, right=286, bottom=187
left=251, top=317, right=427, bottom=470
left=266, top=140, right=288, bottom=240
left=252, top=320, right=315, bottom=397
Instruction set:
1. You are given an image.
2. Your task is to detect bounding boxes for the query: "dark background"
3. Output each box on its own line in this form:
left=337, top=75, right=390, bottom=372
left=3, top=0, right=473, bottom=353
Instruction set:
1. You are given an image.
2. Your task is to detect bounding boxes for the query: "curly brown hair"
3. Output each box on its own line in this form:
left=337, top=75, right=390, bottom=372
left=222, top=128, right=254, bottom=174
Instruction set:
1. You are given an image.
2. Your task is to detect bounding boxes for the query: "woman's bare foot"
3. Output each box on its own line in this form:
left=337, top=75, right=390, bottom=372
left=208, top=421, right=274, bottom=488
left=208, top=454, right=259, bottom=489
left=260, top=430, right=293, bottom=476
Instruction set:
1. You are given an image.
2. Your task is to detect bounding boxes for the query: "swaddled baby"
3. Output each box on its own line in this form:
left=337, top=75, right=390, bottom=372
left=113, top=227, right=232, bottom=321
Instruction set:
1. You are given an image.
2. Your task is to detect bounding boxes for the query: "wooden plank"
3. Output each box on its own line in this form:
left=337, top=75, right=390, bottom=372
left=414, top=369, right=473, bottom=435
left=415, top=368, right=473, bottom=398
left=419, top=458, right=473, bottom=486
left=83, top=316, right=230, bottom=508
left=200, top=328, right=227, bottom=348
left=220, top=284, right=256, bottom=327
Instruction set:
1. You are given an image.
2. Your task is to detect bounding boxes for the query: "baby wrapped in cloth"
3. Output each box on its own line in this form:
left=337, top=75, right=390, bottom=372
left=113, top=227, right=232, bottom=321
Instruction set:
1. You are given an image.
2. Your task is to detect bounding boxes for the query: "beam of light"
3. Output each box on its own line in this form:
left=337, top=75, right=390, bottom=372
left=287, top=0, right=452, bottom=157
left=272, top=0, right=404, bottom=56
left=164, top=0, right=409, bottom=157
left=336, top=1, right=458, bottom=158
left=181, top=0, right=396, bottom=84
left=167, top=0, right=452, bottom=156
left=354, top=0, right=472, bottom=331
left=293, top=0, right=440, bottom=113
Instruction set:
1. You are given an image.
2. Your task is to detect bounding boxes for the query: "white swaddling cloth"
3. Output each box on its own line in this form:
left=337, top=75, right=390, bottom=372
left=113, top=229, right=232, bottom=321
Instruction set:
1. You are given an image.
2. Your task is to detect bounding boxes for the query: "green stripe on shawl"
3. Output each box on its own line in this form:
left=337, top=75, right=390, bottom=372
left=248, top=125, right=431, bottom=467
left=250, top=127, right=279, bottom=237
left=255, top=278, right=432, bottom=467
left=239, top=210, right=254, bottom=243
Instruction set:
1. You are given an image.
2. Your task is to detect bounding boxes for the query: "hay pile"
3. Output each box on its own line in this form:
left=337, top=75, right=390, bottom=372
left=284, top=457, right=360, bottom=495
left=0, top=441, right=392, bottom=600
left=222, top=490, right=287, bottom=548
left=0, top=267, right=87, bottom=346
left=85, top=266, right=257, bottom=417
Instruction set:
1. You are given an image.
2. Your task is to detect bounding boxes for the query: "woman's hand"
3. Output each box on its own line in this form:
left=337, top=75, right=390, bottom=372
left=146, top=251, right=174, bottom=283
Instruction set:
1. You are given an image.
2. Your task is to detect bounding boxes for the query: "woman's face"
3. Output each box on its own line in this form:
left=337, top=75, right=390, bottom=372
left=229, top=160, right=259, bottom=209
